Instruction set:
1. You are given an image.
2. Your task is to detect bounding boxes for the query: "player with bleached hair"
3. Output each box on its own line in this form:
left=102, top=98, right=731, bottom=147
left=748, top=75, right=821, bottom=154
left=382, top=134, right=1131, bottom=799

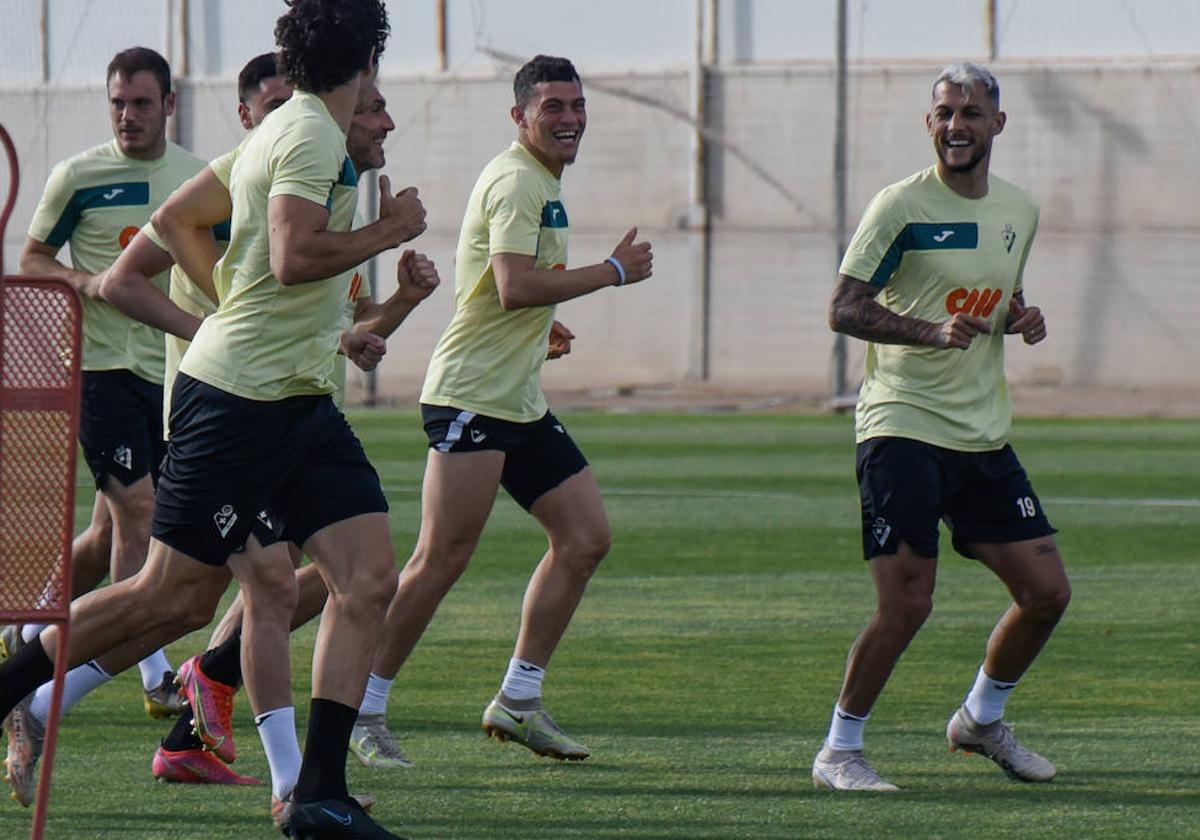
left=812, top=61, right=1071, bottom=792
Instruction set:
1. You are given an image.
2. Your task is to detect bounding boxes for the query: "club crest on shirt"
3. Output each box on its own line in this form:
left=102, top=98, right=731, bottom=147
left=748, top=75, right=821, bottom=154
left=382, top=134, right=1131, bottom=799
left=1002, top=223, right=1017, bottom=253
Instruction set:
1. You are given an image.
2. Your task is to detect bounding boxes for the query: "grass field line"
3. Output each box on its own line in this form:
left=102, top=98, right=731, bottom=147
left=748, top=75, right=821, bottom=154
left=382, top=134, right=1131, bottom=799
left=70, top=478, right=1200, bottom=509
left=372, top=483, right=1200, bottom=508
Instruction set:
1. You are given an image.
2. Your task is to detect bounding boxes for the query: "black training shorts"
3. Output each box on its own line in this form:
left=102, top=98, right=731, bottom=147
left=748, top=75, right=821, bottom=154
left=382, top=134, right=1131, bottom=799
left=421, top=404, right=588, bottom=511
left=79, top=369, right=166, bottom=490
left=152, top=374, right=387, bottom=565
left=856, top=436, right=1056, bottom=561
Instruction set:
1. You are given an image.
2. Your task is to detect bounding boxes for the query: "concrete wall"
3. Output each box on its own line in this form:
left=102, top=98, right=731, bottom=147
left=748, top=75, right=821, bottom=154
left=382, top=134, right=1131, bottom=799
left=3, top=61, right=1197, bottom=403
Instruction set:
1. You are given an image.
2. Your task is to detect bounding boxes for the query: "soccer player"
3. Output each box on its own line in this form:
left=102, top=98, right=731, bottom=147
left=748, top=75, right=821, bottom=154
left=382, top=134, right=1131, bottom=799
left=11, top=47, right=202, bottom=736
left=0, top=1, right=422, bottom=835
left=105, top=77, right=439, bottom=819
left=94, top=49, right=298, bottom=796
left=0, top=59, right=290, bottom=801
left=0, top=52, right=301, bottom=802
left=810, top=62, right=1071, bottom=792
left=349, top=54, right=653, bottom=768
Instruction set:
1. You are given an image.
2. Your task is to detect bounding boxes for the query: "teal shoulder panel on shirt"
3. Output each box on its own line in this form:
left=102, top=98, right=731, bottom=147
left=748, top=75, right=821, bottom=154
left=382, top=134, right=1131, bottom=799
left=45, top=181, right=150, bottom=246
left=324, top=158, right=358, bottom=210
left=869, top=222, right=978, bottom=287
left=540, top=200, right=568, bottom=228
left=907, top=222, right=978, bottom=250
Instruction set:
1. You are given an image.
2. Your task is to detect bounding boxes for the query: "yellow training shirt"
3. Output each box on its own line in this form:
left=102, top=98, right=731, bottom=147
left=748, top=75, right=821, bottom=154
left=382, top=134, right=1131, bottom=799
left=180, top=92, right=358, bottom=401
left=28, top=140, right=206, bottom=383
left=841, top=167, right=1039, bottom=451
left=421, top=142, right=568, bottom=422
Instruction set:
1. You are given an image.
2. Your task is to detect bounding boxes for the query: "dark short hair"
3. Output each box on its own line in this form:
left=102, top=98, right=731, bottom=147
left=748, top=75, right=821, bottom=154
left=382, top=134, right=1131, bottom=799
left=106, top=47, right=171, bottom=98
left=238, top=53, right=280, bottom=103
left=513, top=55, right=580, bottom=109
left=275, top=0, right=389, bottom=93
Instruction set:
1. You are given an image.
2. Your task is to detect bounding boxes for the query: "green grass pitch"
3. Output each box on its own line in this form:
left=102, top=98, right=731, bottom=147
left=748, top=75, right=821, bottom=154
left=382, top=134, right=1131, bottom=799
left=2, top=411, right=1197, bottom=839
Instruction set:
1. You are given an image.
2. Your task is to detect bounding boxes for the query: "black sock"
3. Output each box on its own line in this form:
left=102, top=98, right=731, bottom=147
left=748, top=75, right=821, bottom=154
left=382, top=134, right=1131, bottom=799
left=0, top=636, right=54, bottom=719
left=292, top=698, right=355, bottom=801
left=198, top=628, right=242, bottom=689
left=161, top=707, right=204, bottom=751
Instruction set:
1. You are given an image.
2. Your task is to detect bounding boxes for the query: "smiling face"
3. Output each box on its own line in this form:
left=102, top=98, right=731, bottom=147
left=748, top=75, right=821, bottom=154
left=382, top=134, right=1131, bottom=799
left=346, top=84, right=394, bottom=173
left=512, top=79, right=586, bottom=177
left=926, top=79, right=1005, bottom=177
left=108, top=70, right=174, bottom=159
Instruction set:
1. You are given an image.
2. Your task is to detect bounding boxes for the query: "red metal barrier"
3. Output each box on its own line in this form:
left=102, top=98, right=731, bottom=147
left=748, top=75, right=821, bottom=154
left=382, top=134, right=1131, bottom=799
left=1, top=121, right=81, bottom=840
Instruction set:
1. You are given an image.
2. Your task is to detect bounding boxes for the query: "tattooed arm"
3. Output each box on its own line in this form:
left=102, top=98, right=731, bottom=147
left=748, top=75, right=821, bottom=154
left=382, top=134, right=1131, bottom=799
left=828, top=274, right=992, bottom=350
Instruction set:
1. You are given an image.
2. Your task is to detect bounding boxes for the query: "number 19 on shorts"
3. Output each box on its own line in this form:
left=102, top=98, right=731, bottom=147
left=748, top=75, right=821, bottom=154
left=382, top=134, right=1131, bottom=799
left=1016, top=496, right=1038, bottom=518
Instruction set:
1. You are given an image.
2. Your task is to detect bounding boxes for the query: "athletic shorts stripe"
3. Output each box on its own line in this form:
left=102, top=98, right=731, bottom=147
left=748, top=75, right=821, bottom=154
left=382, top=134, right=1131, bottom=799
left=435, top=410, right=476, bottom=453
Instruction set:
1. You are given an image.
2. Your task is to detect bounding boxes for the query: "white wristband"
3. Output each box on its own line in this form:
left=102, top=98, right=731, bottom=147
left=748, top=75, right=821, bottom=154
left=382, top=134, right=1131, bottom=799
left=606, top=256, right=627, bottom=287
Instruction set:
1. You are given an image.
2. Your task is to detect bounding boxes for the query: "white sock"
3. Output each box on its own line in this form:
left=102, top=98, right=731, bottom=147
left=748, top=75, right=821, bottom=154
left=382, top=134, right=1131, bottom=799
left=255, top=706, right=301, bottom=802
left=499, top=657, right=545, bottom=702
left=963, top=666, right=1018, bottom=725
left=21, top=624, right=46, bottom=644
left=826, top=704, right=869, bottom=751
left=358, top=673, right=393, bottom=717
left=137, top=649, right=173, bottom=692
left=29, top=660, right=112, bottom=725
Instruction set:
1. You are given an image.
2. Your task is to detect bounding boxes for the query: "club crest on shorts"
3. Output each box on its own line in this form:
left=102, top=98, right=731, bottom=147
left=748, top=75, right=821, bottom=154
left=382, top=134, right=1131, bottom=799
left=112, top=444, right=133, bottom=470
left=256, top=510, right=274, bottom=531
left=213, top=504, right=238, bottom=538
left=871, top=517, right=892, bottom=547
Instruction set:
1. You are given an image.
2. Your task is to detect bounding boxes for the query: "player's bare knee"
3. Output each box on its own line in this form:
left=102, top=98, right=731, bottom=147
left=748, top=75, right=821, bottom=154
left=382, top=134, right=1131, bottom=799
left=1025, top=578, right=1071, bottom=623
left=405, top=544, right=470, bottom=592
left=351, top=565, right=397, bottom=617
left=553, top=526, right=610, bottom=577
left=580, top=525, right=612, bottom=566
left=330, top=555, right=396, bottom=617
left=92, top=514, right=114, bottom=543
left=244, top=573, right=299, bottom=623
left=880, top=593, right=933, bottom=635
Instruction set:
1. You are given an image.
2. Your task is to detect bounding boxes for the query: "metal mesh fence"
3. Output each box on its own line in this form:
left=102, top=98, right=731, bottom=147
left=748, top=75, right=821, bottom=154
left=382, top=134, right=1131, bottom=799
left=0, top=278, right=81, bottom=620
